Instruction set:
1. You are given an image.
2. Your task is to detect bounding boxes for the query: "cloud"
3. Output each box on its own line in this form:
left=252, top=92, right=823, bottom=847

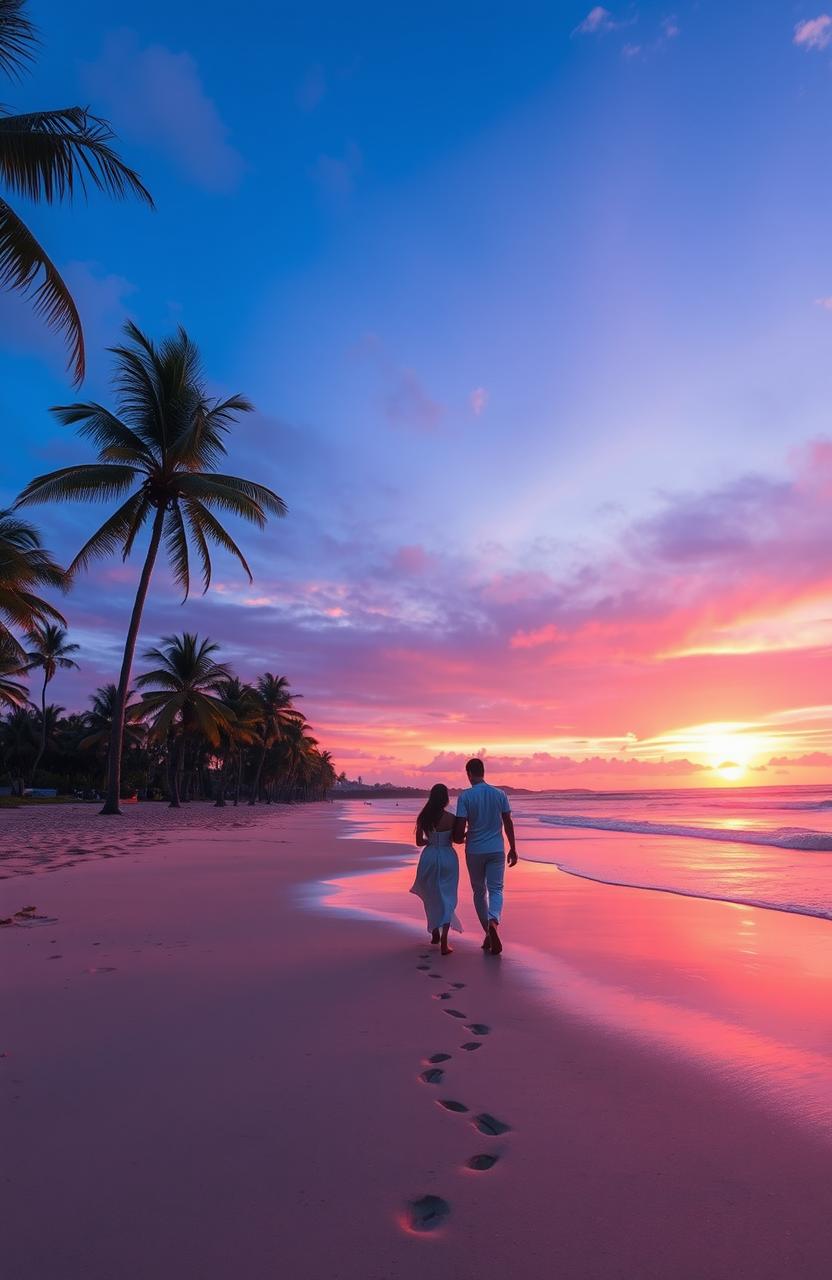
left=815, top=296, right=832, bottom=309
left=81, top=30, right=244, bottom=192
left=622, top=43, right=643, bottom=58
left=573, top=7, right=619, bottom=36
left=661, top=16, right=680, bottom=40
left=297, top=64, right=326, bottom=111
left=469, top=387, right=489, bottom=416
left=310, top=141, right=363, bottom=197
left=794, top=15, right=832, bottom=50
left=767, top=751, right=832, bottom=767
left=384, top=368, right=444, bottom=431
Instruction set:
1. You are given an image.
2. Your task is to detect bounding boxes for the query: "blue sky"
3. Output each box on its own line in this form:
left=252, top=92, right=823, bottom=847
left=4, top=2, right=832, bottom=786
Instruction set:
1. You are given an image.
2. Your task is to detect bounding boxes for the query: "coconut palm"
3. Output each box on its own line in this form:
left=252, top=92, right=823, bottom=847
left=249, top=672, right=301, bottom=804
left=0, top=508, right=66, bottom=658
left=25, top=622, right=79, bottom=784
left=79, top=683, right=143, bottom=753
left=136, top=633, right=233, bottom=808
left=79, top=682, right=144, bottom=790
left=16, top=322, right=287, bottom=813
left=0, top=700, right=35, bottom=792
left=0, top=641, right=27, bottom=708
left=215, top=676, right=259, bottom=806
left=0, top=1, right=153, bottom=383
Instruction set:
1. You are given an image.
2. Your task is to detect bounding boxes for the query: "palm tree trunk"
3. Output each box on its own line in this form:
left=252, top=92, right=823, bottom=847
left=249, top=742, right=267, bottom=805
left=234, top=753, right=243, bottom=806
left=168, top=736, right=182, bottom=808
left=101, top=505, right=166, bottom=815
left=30, top=670, right=49, bottom=787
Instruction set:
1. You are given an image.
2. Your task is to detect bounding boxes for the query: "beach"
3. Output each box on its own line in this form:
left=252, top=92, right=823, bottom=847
left=2, top=801, right=831, bottom=1280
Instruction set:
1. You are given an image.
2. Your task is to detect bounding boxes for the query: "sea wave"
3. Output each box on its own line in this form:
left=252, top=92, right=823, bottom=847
left=535, top=814, right=832, bottom=851
left=525, top=856, right=832, bottom=923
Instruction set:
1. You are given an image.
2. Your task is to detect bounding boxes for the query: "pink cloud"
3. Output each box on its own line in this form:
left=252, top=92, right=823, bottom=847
left=81, top=30, right=244, bottom=192
left=470, top=387, right=489, bottom=416
left=794, top=15, right=832, bottom=50
left=573, top=7, right=618, bottom=36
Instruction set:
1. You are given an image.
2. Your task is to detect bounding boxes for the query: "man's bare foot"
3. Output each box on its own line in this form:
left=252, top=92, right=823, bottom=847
left=487, top=922, right=503, bottom=955
left=431, top=928, right=441, bottom=945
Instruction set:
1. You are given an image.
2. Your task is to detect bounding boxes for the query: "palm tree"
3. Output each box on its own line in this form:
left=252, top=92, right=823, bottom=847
left=0, top=509, right=66, bottom=658
left=16, top=322, right=287, bottom=814
left=0, top=1, right=153, bottom=383
left=30, top=699, right=64, bottom=780
left=136, top=633, right=233, bottom=808
left=0, top=700, right=35, bottom=793
left=25, top=622, right=79, bottom=784
left=0, top=641, right=27, bottom=708
left=215, top=676, right=259, bottom=806
left=249, top=672, right=301, bottom=803
left=79, top=682, right=144, bottom=790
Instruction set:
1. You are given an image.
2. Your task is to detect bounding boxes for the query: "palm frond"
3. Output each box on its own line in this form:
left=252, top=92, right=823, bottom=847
left=0, top=1, right=37, bottom=80
left=0, top=106, right=153, bottom=204
left=0, top=196, right=84, bottom=381
left=66, top=489, right=147, bottom=577
left=16, top=462, right=139, bottom=507
left=163, top=500, right=190, bottom=600
left=51, top=403, right=155, bottom=466
left=184, top=498, right=251, bottom=583
left=183, top=498, right=212, bottom=593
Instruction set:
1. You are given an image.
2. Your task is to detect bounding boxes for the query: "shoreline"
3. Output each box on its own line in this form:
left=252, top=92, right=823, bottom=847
left=3, top=805, right=831, bottom=1278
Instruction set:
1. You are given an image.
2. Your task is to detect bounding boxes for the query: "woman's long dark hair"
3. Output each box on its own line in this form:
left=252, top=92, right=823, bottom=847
left=416, top=783, right=450, bottom=842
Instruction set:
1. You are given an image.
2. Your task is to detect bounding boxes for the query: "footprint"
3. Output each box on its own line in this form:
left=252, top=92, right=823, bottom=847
left=428, top=973, right=442, bottom=979
left=416, top=965, right=430, bottom=971
left=444, top=1009, right=466, bottom=1019
left=433, top=993, right=452, bottom=1001
left=460, top=1042, right=482, bottom=1052
left=419, top=953, right=430, bottom=959
left=420, top=1068, right=444, bottom=1085
left=428, top=1053, right=451, bottom=1064
left=466, top=1023, right=490, bottom=1036
left=473, top=1113, right=511, bottom=1136
left=451, top=982, right=466, bottom=989
left=438, top=1099, right=468, bottom=1113
left=406, top=1195, right=450, bottom=1233
left=466, top=1154, right=499, bottom=1171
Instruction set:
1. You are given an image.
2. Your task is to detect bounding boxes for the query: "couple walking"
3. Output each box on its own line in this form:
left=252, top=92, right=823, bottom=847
left=410, top=758, right=518, bottom=956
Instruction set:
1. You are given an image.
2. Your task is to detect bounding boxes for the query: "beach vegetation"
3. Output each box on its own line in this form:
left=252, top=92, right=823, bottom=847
left=16, top=322, right=287, bottom=814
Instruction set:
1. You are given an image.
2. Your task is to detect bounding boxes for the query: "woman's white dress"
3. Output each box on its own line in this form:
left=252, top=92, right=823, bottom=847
left=410, top=828, right=462, bottom=932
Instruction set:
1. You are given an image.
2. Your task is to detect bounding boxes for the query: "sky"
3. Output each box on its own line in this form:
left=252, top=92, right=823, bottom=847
left=3, top=1, right=832, bottom=791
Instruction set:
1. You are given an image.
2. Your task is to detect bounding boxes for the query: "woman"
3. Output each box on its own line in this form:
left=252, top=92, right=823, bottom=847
left=410, top=783, right=461, bottom=955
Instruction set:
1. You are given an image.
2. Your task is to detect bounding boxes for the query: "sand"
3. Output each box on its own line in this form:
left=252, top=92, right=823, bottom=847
left=2, top=803, right=831, bottom=1280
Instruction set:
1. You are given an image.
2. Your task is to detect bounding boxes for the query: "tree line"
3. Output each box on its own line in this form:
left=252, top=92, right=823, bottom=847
left=0, top=628, right=335, bottom=805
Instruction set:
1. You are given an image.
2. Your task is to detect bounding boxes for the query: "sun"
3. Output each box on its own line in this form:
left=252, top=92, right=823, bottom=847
left=705, top=732, right=752, bottom=783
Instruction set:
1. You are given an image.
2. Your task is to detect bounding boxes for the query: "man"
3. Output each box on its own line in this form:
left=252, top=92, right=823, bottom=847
left=453, top=758, right=517, bottom=955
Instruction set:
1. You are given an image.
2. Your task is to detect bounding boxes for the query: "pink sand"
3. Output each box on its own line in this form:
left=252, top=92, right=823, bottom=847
left=2, top=803, right=831, bottom=1279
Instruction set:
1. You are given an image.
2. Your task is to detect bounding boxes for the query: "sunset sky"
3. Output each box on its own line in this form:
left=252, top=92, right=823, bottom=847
left=3, top=2, right=832, bottom=790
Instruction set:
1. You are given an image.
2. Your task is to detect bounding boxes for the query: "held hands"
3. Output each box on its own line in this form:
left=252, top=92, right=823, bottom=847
left=507, top=847, right=518, bottom=868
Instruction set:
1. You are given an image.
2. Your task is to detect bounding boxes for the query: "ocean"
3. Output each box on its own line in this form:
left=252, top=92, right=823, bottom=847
left=342, top=783, right=832, bottom=922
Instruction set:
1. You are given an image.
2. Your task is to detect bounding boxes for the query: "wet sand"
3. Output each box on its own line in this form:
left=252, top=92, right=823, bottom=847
left=2, top=803, right=831, bottom=1279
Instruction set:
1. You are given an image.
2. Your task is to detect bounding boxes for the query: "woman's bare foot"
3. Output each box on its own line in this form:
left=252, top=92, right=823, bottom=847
left=487, top=922, right=503, bottom=955
left=431, top=928, right=441, bottom=945
left=481, top=933, right=491, bottom=952
left=440, top=925, right=453, bottom=955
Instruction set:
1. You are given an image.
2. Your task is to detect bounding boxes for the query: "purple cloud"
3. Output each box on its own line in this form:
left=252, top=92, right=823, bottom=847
left=81, top=30, right=244, bottom=192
